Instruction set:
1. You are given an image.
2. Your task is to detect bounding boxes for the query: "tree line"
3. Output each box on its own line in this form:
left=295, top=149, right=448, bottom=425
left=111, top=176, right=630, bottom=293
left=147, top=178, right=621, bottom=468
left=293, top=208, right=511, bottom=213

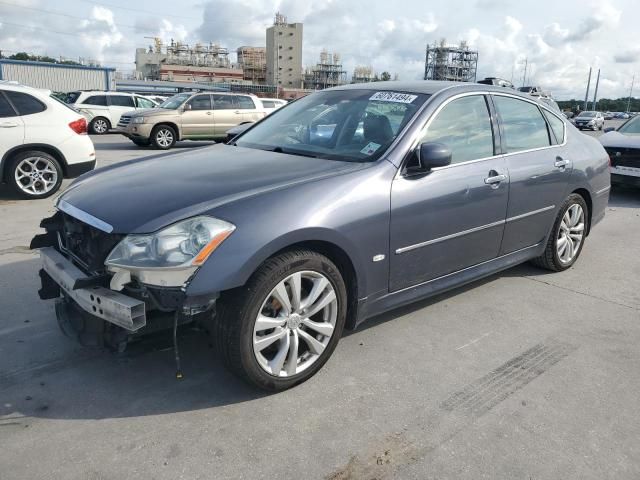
left=557, top=98, right=640, bottom=113
left=0, top=51, right=82, bottom=66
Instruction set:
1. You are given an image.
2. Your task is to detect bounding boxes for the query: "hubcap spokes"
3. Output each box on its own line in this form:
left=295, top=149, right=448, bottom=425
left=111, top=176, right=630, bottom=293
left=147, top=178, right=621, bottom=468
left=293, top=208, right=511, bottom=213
left=14, top=157, right=57, bottom=195
left=253, top=271, right=337, bottom=377
left=157, top=130, right=173, bottom=147
left=557, top=204, right=584, bottom=263
left=95, top=120, right=107, bottom=133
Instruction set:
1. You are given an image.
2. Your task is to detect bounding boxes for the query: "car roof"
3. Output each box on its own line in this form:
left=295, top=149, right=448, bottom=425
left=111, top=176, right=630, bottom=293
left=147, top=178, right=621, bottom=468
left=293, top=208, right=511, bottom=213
left=327, top=80, right=549, bottom=103
left=0, top=80, right=51, bottom=96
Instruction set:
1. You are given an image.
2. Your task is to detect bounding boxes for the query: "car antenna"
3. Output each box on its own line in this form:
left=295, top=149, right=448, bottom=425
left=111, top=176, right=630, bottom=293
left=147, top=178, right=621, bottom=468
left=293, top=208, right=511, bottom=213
left=173, top=311, right=183, bottom=379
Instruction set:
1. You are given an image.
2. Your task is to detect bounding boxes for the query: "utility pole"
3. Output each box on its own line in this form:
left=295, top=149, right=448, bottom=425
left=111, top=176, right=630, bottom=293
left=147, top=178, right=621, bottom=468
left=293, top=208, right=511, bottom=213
left=591, top=69, right=600, bottom=111
left=626, top=74, right=635, bottom=113
left=521, top=57, right=528, bottom=88
left=584, top=67, right=592, bottom=111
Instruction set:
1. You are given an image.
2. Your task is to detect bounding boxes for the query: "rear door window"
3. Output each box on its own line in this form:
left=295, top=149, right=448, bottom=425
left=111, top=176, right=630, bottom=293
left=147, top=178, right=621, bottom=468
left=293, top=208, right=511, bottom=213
left=187, top=95, right=212, bottom=110
left=5, top=91, right=46, bottom=116
left=542, top=110, right=566, bottom=145
left=83, top=95, right=108, bottom=106
left=109, top=95, right=135, bottom=107
left=493, top=96, right=551, bottom=152
left=213, top=95, right=235, bottom=110
left=0, top=92, right=17, bottom=117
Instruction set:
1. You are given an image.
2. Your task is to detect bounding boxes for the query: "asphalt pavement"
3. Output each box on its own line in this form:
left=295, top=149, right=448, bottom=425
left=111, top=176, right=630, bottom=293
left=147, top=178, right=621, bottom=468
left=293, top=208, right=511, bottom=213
left=0, top=128, right=639, bottom=479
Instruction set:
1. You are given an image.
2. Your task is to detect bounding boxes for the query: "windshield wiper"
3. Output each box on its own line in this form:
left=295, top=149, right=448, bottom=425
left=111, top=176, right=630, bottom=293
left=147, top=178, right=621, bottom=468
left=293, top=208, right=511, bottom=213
left=276, top=146, right=319, bottom=158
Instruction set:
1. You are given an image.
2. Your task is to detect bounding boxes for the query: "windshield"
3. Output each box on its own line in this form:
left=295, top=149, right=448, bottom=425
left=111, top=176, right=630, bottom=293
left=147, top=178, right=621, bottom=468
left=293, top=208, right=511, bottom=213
left=235, top=89, right=430, bottom=162
left=159, top=93, right=191, bottom=109
left=617, top=116, right=640, bottom=135
left=578, top=111, right=596, bottom=117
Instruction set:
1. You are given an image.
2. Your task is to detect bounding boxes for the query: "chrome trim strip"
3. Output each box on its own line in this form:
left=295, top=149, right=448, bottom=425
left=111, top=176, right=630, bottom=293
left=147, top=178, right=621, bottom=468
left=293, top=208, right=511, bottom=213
left=395, top=219, right=505, bottom=254
left=58, top=200, right=114, bottom=233
left=506, top=205, right=555, bottom=223
left=595, top=186, right=611, bottom=196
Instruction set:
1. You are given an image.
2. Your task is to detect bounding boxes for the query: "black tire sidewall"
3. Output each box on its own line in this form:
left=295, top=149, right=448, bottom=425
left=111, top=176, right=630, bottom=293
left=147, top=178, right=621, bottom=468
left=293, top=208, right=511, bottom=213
left=550, top=194, right=589, bottom=270
left=151, top=125, right=176, bottom=149
left=90, top=117, right=110, bottom=134
left=235, top=252, right=347, bottom=390
left=7, top=151, right=63, bottom=199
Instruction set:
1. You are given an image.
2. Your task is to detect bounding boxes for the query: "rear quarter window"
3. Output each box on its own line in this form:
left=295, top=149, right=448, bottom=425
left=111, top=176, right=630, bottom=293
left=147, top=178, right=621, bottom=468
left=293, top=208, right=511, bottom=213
left=83, top=95, right=108, bottom=106
left=109, top=95, right=135, bottom=107
left=542, top=110, right=566, bottom=144
left=0, top=92, right=17, bottom=117
left=4, top=91, right=46, bottom=116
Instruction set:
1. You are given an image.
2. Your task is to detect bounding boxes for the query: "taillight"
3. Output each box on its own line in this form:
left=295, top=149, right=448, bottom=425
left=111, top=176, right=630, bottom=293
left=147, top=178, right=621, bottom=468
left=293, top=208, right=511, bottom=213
left=69, top=118, right=87, bottom=135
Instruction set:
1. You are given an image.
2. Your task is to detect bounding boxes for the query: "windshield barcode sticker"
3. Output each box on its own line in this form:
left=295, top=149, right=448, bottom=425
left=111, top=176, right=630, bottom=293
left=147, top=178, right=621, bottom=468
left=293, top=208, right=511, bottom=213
left=361, top=142, right=381, bottom=155
left=370, top=92, right=418, bottom=104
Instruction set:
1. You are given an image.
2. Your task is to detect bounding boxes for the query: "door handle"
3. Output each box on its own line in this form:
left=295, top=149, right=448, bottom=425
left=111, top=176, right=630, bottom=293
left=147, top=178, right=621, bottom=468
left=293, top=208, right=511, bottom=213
left=0, top=122, right=18, bottom=128
left=234, top=110, right=241, bottom=114
left=554, top=157, right=569, bottom=168
left=484, top=173, right=507, bottom=185
left=206, top=111, right=212, bottom=115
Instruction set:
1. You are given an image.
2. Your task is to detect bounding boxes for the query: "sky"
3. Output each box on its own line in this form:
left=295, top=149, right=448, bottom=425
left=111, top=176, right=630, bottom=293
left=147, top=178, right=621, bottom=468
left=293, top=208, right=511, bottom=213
left=0, top=0, right=639, bottom=99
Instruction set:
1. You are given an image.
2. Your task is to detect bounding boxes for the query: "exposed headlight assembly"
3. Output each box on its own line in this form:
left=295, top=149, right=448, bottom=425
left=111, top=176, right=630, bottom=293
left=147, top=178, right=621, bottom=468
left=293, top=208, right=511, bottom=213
left=131, top=117, right=146, bottom=124
left=105, top=216, right=235, bottom=270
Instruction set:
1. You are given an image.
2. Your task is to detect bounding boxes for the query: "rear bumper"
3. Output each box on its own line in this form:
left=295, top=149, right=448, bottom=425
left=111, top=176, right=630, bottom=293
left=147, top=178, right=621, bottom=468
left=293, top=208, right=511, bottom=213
left=66, top=159, right=96, bottom=178
left=611, top=173, right=640, bottom=187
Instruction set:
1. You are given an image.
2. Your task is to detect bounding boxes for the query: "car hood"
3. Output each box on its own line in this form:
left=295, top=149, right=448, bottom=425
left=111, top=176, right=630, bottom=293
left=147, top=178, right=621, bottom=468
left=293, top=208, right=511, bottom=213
left=59, top=144, right=368, bottom=234
left=575, top=116, right=595, bottom=121
left=599, top=131, right=640, bottom=148
left=127, top=108, right=174, bottom=117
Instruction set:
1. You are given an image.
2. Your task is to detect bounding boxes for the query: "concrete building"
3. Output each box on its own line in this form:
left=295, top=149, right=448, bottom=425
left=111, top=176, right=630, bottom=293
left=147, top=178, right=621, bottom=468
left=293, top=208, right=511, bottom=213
left=0, top=59, right=115, bottom=91
left=237, top=46, right=266, bottom=84
left=266, top=13, right=303, bottom=89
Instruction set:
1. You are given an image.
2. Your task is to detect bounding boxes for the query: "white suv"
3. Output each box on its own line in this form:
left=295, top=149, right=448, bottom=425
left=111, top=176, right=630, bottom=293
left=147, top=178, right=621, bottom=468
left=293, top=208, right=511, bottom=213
left=68, top=91, right=158, bottom=134
left=0, top=82, right=96, bottom=199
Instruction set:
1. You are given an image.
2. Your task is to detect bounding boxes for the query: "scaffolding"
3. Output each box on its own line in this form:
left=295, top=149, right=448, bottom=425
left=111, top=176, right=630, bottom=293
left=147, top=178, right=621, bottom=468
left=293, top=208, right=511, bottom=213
left=351, top=66, right=376, bottom=83
left=424, top=40, right=478, bottom=82
left=237, top=46, right=266, bottom=84
left=303, top=50, right=347, bottom=90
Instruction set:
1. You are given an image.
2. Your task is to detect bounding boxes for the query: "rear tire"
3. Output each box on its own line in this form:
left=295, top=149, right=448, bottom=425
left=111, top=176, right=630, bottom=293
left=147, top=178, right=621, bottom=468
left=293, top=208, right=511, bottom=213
left=212, top=250, right=347, bottom=391
left=7, top=150, right=63, bottom=199
left=151, top=125, right=176, bottom=149
left=89, top=117, right=110, bottom=135
left=531, top=194, right=588, bottom=272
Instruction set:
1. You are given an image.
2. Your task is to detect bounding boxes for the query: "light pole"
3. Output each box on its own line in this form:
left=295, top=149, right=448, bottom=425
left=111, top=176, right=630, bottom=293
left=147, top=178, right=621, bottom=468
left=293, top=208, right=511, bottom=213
left=626, top=74, right=635, bottom=113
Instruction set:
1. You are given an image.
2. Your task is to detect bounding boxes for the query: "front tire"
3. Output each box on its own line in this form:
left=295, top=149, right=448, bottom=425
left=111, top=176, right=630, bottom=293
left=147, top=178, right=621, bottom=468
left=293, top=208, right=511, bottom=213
left=151, top=125, right=176, bottom=149
left=531, top=194, right=588, bottom=272
left=131, top=138, right=151, bottom=147
left=7, top=150, right=63, bottom=199
left=89, top=117, right=110, bottom=134
left=213, top=250, right=347, bottom=391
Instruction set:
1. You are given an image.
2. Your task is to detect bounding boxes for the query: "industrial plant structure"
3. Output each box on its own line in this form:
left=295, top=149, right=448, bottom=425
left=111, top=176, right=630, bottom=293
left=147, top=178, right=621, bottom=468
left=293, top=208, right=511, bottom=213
left=352, top=66, right=376, bottom=83
left=266, top=13, right=304, bottom=89
left=303, top=50, right=347, bottom=90
left=237, top=46, right=266, bottom=84
left=424, top=40, right=478, bottom=82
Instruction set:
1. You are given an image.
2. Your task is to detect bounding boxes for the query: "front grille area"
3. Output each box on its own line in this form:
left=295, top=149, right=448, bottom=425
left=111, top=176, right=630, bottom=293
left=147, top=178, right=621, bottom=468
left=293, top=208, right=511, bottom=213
left=604, top=146, right=640, bottom=169
left=118, top=115, right=131, bottom=128
left=58, top=213, right=123, bottom=274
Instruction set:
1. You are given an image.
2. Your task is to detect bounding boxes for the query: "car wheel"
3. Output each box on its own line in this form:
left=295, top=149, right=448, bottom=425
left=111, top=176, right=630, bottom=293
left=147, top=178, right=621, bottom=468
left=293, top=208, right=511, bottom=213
left=7, top=150, right=63, bottom=199
left=89, top=117, right=110, bottom=135
left=151, top=125, right=176, bottom=149
left=531, top=193, right=588, bottom=272
left=213, top=250, right=347, bottom=391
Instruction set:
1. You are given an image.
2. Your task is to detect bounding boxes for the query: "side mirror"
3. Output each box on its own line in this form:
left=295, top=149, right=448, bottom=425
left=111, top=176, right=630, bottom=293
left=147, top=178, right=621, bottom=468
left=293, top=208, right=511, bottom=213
left=416, top=142, right=452, bottom=170
left=183, top=104, right=192, bottom=111
left=603, top=127, right=615, bottom=133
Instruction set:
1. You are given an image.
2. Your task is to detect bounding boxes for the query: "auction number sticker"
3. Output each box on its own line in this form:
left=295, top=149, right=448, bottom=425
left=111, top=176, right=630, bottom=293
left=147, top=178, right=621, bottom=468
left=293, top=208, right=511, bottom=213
left=361, top=142, right=381, bottom=155
left=370, top=92, right=418, bottom=103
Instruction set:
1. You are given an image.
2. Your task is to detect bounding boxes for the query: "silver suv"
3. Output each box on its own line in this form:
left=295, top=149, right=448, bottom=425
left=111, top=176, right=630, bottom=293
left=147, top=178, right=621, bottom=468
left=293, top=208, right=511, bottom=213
left=117, top=92, right=266, bottom=149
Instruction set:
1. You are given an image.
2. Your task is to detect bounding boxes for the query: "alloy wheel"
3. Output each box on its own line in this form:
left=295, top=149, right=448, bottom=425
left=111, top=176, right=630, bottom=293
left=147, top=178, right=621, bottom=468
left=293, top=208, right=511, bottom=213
left=556, top=204, right=585, bottom=264
left=156, top=129, right=174, bottom=147
left=252, top=271, right=338, bottom=377
left=14, top=156, right=58, bottom=196
left=93, top=119, right=108, bottom=134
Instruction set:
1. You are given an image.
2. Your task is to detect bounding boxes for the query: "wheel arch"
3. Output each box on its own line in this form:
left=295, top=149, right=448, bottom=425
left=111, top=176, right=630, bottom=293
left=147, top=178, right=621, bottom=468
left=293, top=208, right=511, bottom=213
left=571, top=187, right=593, bottom=235
left=152, top=122, right=181, bottom=141
left=1, top=144, right=68, bottom=181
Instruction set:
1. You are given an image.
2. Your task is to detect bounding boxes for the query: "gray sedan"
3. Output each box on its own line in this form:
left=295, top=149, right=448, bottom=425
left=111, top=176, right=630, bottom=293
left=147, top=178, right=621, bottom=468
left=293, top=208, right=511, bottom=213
left=32, top=81, right=610, bottom=390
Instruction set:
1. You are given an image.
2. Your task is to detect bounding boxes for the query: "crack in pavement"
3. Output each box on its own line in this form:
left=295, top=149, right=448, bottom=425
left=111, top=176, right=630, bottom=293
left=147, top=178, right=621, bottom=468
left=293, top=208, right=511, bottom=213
left=523, top=276, right=639, bottom=311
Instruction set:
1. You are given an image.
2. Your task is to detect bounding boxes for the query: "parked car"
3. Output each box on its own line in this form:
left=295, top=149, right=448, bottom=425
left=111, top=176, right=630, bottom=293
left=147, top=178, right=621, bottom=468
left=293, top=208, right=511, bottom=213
left=259, top=97, right=287, bottom=112
left=614, top=112, right=630, bottom=120
left=599, top=115, right=640, bottom=187
left=142, top=95, right=169, bottom=105
left=604, top=112, right=614, bottom=120
left=477, top=77, right=515, bottom=88
left=0, top=81, right=95, bottom=199
left=32, top=81, right=609, bottom=390
left=518, top=86, right=543, bottom=95
left=573, top=111, right=605, bottom=131
left=68, top=91, right=158, bottom=134
left=116, top=92, right=267, bottom=149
